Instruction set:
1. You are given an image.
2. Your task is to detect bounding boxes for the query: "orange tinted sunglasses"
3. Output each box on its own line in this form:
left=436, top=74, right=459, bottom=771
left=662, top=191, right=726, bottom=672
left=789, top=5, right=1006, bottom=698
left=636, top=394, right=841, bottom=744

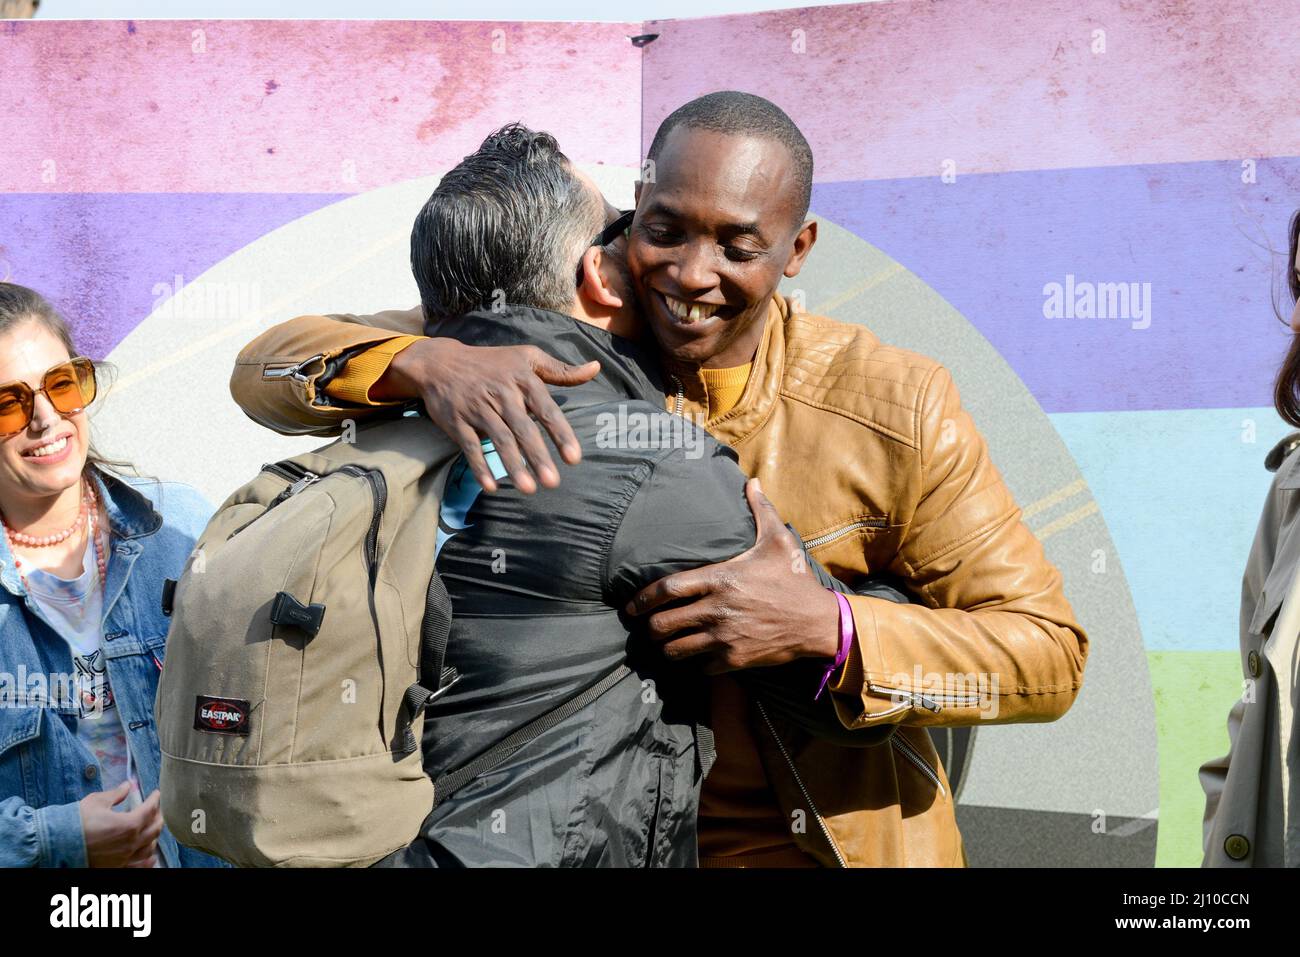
left=0, top=357, right=98, bottom=437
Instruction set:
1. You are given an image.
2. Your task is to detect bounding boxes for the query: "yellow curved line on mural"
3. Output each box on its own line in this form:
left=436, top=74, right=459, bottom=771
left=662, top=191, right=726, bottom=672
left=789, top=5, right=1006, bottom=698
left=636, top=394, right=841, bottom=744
left=111, top=227, right=409, bottom=396
left=1036, top=501, right=1101, bottom=542
left=1022, top=478, right=1089, bottom=521
left=813, top=262, right=1099, bottom=547
left=814, top=261, right=906, bottom=316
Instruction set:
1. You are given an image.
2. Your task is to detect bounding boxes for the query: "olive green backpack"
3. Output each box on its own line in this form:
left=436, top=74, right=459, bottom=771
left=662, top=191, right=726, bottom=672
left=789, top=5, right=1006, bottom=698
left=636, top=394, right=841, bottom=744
left=155, top=413, right=459, bottom=867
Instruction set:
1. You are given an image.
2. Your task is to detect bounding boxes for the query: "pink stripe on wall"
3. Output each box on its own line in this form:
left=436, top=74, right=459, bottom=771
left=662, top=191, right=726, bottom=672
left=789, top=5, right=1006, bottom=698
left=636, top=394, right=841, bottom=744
left=643, top=0, right=1300, bottom=182
left=2, top=19, right=641, bottom=193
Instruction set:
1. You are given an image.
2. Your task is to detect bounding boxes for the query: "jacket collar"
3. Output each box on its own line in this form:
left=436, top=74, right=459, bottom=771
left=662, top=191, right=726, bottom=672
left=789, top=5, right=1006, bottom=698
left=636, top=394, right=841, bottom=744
left=658, top=294, right=789, bottom=445
left=427, top=305, right=667, bottom=405
left=0, top=467, right=161, bottom=599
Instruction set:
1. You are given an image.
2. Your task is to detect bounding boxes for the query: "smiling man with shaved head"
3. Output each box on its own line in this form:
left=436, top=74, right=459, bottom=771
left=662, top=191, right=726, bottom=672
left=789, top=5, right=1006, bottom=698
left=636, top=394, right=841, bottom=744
left=230, top=91, right=1088, bottom=867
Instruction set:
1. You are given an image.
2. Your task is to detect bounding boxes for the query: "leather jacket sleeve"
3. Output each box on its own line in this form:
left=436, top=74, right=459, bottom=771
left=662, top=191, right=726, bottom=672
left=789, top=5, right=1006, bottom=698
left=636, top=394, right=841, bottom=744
left=229, top=308, right=426, bottom=436
left=829, top=365, right=1089, bottom=729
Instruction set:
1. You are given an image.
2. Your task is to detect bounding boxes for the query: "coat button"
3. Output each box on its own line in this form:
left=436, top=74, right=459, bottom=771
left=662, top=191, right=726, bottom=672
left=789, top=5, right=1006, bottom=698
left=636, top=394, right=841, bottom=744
left=1247, top=651, right=1260, bottom=678
left=1224, top=834, right=1250, bottom=860
left=83, top=764, right=98, bottom=781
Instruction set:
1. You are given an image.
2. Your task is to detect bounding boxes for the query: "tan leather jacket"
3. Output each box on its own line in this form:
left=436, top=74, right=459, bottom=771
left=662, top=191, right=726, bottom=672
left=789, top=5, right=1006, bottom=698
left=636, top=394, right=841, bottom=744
left=230, top=294, right=1089, bottom=867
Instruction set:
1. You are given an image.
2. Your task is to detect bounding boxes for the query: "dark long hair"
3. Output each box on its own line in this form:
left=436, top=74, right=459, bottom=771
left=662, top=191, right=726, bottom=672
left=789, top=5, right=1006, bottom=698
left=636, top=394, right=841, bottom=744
left=1273, top=211, right=1300, bottom=427
left=0, top=281, right=137, bottom=478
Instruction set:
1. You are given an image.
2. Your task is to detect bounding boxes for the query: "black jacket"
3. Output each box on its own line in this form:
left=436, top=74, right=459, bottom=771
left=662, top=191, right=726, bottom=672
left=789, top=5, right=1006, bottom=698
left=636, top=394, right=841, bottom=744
left=374, top=306, right=894, bottom=868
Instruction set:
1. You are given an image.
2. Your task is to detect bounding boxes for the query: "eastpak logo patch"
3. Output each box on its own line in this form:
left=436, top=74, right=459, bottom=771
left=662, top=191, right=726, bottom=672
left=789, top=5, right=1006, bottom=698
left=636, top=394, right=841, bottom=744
left=193, top=695, right=251, bottom=735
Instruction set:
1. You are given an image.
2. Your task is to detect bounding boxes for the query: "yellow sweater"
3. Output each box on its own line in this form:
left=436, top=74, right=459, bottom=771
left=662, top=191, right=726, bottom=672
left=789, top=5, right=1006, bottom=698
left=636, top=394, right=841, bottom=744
left=696, top=363, right=751, bottom=417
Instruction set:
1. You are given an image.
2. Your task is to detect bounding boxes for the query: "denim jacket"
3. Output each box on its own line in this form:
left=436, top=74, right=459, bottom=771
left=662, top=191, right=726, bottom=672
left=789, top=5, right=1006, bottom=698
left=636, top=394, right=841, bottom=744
left=0, top=467, right=229, bottom=867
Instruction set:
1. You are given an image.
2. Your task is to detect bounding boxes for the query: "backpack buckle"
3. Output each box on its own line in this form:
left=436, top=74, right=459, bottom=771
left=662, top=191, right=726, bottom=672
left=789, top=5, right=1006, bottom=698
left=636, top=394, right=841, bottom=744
left=269, top=591, right=327, bottom=637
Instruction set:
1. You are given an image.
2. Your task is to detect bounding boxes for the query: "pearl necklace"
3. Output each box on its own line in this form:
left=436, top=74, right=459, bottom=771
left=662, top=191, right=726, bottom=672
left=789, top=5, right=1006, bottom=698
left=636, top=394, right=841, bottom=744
left=5, top=483, right=90, bottom=546
left=1, top=480, right=108, bottom=597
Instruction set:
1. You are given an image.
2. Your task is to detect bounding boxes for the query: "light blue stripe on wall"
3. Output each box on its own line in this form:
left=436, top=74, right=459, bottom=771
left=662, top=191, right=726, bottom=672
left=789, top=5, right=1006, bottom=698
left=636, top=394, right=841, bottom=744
left=1048, top=407, right=1292, bottom=652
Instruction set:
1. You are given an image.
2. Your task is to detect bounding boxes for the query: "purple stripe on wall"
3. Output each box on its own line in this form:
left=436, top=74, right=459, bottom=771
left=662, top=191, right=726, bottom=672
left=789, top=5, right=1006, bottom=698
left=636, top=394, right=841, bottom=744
left=812, top=157, right=1299, bottom=413
left=0, top=193, right=345, bottom=358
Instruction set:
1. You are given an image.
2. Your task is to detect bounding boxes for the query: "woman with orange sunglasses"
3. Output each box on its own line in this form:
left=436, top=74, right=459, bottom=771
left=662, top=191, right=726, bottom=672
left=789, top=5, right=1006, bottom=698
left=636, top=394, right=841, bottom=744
left=0, top=282, right=227, bottom=868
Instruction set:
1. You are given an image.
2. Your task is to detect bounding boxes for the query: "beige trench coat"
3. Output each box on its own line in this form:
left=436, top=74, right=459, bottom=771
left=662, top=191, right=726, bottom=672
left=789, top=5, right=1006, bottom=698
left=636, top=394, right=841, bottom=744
left=1200, top=433, right=1300, bottom=867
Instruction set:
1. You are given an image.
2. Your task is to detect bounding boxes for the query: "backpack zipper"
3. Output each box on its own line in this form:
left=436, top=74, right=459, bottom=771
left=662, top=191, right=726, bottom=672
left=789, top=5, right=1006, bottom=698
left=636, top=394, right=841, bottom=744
left=262, top=462, right=325, bottom=509
left=229, top=462, right=384, bottom=551
left=802, top=518, right=888, bottom=550
left=262, top=461, right=311, bottom=483
left=338, top=465, right=386, bottom=587
left=262, top=462, right=321, bottom=507
left=258, top=463, right=384, bottom=582
left=754, top=698, right=847, bottom=868
left=890, top=732, right=946, bottom=798
left=226, top=463, right=322, bottom=538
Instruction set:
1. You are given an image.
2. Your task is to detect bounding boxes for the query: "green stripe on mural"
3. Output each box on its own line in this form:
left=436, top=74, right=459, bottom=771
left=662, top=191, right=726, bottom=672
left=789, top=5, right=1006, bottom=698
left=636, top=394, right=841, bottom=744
left=1149, top=651, right=1243, bottom=867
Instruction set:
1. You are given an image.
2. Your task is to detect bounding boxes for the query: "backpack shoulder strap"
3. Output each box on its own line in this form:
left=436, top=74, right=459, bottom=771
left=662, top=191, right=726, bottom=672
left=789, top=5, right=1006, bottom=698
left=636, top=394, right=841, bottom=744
left=397, top=565, right=456, bottom=753
left=397, top=438, right=507, bottom=753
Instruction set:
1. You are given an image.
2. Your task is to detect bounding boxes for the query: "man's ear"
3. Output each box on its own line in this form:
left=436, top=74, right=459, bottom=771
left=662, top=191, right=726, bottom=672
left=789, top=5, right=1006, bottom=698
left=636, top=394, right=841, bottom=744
left=783, top=219, right=818, bottom=279
left=579, top=246, right=624, bottom=310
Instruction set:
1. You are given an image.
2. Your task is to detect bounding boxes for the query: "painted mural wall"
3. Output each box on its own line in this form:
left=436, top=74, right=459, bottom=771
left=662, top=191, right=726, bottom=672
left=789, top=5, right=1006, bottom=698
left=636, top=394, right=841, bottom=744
left=642, top=0, right=1300, bottom=867
left=6, top=1, right=1294, bottom=866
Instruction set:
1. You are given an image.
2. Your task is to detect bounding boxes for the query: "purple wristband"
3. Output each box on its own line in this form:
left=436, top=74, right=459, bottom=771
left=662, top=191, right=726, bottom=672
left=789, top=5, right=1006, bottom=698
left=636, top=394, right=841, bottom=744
left=815, top=590, right=855, bottom=700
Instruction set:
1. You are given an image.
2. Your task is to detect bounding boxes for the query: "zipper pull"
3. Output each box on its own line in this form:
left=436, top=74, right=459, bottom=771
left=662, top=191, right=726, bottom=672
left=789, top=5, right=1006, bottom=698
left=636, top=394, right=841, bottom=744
left=915, top=692, right=942, bottom=713
left=265, top=472, right=320, bottom=510
left=867, top=682, right=943, bottom=713
left=262, top=353, right=325, bottom=382
left=287, top=473, right=320, bottom=496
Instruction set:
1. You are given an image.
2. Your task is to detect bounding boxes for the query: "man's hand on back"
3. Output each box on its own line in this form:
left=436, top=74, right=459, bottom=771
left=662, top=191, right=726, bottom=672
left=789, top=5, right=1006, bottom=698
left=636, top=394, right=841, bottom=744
left=626, top=479, right=840, bottom=674
left=372, top=337, right=601, bottom=494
